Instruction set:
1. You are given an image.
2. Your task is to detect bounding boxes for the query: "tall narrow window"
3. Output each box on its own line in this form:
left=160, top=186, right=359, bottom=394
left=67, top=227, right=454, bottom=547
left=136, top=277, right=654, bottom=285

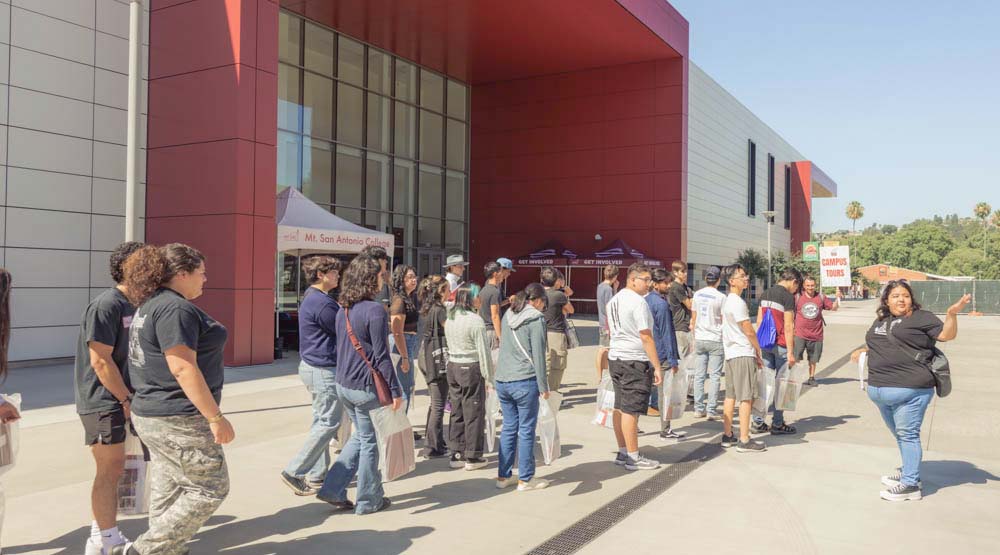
left=747, top=140, right=756, bottom=217
left=767, top=154, right=775, bottom=212
left=784, top=165, right=791, bottom=229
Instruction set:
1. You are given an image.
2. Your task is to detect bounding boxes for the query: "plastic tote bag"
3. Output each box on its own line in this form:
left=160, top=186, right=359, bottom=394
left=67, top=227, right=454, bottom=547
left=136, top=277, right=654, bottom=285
left=776, top=363, right=809, bottom=411
left=752, top=364, right=781, bottom=417
left=537, top=392, right=563, bottom=465
left=484, top=387, right=502, bottom=453
left=662, top=368, right=690, bottom=421
left=0, top=394, right=22, bottom=476
left=330, top=409, right=352, bottom=452
left=117, top=425, right=151, bottom=515
left=371, top=406, right=416, bottom=482
left=592, top=372, right=615, bottom=429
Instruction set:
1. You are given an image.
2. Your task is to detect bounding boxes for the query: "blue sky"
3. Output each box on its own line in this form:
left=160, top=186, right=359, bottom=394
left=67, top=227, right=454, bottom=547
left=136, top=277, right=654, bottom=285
left=669, top=0, right=1000, bottom=232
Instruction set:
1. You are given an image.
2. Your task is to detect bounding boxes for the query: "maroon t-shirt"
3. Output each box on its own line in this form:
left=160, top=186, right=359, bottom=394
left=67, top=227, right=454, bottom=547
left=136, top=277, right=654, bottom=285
left=794, top=293, right=835, bottom=342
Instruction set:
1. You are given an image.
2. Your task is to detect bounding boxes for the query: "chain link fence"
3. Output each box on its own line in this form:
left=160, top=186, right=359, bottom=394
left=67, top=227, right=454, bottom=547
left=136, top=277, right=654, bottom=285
left=910, top=280, right=1000, bottom=314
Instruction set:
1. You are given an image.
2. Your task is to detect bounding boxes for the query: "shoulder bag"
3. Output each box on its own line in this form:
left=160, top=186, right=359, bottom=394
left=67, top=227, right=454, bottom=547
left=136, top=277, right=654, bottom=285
left=885, top=320, right=951, bottom=397
left=343, top=308, right=393, bottom=406
left=418, top=312, right=449, bottom=383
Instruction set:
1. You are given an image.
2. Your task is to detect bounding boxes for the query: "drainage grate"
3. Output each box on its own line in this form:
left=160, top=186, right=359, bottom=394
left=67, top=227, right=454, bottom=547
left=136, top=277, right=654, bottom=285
left=526, top=344, right=865, bottom=555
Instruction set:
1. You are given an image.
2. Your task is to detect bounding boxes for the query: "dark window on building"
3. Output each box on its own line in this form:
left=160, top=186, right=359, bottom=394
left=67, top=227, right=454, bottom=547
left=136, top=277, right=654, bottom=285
left=747, top=140, right=756, bottom=217
left=784, top=165, right=791, bottom=229
left=767, top=154, right=775, bottom=212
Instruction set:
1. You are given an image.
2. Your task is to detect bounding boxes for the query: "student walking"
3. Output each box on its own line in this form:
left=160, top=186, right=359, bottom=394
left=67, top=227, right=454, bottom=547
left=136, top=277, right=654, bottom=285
left=719, top=264, right=767, bottom=453
left=540, top=266, right=573, bottom=391
left=113, top=244, right=233, bottom=555
left=316, top=255, right=402, bottom=515
left=73, top=241, right=144, bottom=555
left=753, top=268, right=802, bottom=435
left=280, top=255, right=344, bottom=496
left=417, top=275, right=450, bottom=458
left=607, top=263, right=664, bottom=471
left=690, top=266, right=726, bottom=419
left=443, top=283, right=495, bottom=470
left=389, top=264, right=421, bottom=413
left=852, top=281, right=970, bottom=501
left=495, top=283, right=551, bottom=491
left=794, top=275, right=840, bottom=386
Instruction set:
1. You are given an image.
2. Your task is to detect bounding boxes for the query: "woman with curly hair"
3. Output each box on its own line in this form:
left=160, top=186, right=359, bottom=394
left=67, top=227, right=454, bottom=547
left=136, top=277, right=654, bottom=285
left=388, top=264, right=420, bottom=414
left=852, top=280, right=970, bottom=502
left=315, top=255, right=401, bottom=515
left=112, top=244, right=232, bottom=555
left=417, top=275, right=449, bottom=458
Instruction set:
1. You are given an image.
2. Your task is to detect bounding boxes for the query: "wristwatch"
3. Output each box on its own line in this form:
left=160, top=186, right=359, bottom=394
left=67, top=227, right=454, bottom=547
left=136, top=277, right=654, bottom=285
left=119, top=394, right=133, bottom=405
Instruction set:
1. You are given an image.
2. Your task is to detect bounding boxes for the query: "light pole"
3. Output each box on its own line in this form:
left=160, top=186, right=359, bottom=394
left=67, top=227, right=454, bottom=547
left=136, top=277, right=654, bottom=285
left=762, top=210, right=776, bottom=288
left=125, top=0, right=143, bottom=241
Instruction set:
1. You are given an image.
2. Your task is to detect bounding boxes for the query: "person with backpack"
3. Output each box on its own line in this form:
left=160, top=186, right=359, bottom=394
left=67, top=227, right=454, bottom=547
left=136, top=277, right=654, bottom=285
left=851, top=281, right=970, bottom=501
left=794, top=275, right=841, bottom=386
left=753, top=268, right=802, bottom=436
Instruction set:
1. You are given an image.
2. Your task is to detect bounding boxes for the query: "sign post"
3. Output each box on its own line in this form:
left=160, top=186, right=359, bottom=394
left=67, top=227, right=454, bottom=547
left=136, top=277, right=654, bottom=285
left=820, top=246, right=852, bottom=288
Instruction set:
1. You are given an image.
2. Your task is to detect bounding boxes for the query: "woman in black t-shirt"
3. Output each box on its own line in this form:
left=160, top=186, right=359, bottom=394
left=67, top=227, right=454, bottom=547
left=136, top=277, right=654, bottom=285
left=417, top=275, right=449, bottom=458
left=119, top=244, right=232, bottom=555
left=851, top=280, right=969, bottom=502
left=389, top=265, right=421, bottom=415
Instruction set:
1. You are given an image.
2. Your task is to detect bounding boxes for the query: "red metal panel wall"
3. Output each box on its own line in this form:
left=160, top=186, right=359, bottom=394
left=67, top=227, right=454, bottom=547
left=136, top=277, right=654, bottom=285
left=147, top=0, right=278, bottom=365
left=790, top=161, right=813, bottom=255
left=469, top=59, right=688, bottom=301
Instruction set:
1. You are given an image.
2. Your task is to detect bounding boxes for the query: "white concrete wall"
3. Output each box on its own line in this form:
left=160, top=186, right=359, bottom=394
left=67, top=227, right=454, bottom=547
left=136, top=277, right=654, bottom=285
left=687, top=62, right=804, bottom=280
left=1, top=0, right=148, bottom=361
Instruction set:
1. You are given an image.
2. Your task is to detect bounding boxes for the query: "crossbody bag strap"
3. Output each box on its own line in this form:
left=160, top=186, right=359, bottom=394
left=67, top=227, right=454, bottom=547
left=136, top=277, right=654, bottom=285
left=510, top=325, right=534, bottom=370
left=344, top=308, right=377, bottom=373
left=884, top=319, right=930, bottom=365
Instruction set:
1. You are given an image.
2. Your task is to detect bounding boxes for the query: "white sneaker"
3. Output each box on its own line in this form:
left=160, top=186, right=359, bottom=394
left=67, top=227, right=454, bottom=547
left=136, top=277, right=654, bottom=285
left=85, top=539, right=103, bottom=555
left=880, top=468, right=922, bottom=488
left=517, top=479, right=550, bottom=491
left=495, top=476, right=517, bottom=489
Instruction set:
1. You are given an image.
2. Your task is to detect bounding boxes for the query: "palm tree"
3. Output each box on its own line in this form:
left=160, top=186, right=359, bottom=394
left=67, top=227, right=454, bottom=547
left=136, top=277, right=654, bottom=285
left=846, top=201, right=864, bottom=234
left=992, top=209, right=1000, bottom=230
left=974, top=202, right=992, bottom=255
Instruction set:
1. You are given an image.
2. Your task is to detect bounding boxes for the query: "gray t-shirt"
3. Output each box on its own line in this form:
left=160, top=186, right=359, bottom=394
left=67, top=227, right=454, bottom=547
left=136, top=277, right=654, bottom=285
left=597, top=282, right=614, bottom=332
left=128, top=289, right=228, bottom=417
left=543, top=288, right=568, bottom=332
left=479, top=283, right=501, bottom=330
left=74, top=288, right=135, bottom=414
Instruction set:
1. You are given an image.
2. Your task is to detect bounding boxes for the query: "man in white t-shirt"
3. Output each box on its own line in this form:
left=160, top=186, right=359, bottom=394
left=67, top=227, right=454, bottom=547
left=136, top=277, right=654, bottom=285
left=606, top=263, right=664, bottom=471
left=720, top=264, right=767, bottom=453
left=689, top=266, right=726, bottom=419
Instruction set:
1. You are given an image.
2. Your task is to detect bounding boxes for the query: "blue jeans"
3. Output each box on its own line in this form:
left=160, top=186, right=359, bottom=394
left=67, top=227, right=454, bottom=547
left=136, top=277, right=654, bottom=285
left=693, top=340, right=724, bottom=414
left=867, top=386, right=934, bottom=487
left=390, top=334, right=419, bottom=413
left=496, top=378, right=541, bottom=483
left=284, top=362, right=343, bottom=482
left=753, top=345, right=787, bottom=427
left=318, top=384, right=385, bottom=514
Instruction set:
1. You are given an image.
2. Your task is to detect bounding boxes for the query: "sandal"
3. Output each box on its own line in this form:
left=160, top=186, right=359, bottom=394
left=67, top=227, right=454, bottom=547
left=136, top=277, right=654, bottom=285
left=770, top=424, right=797, bottom=435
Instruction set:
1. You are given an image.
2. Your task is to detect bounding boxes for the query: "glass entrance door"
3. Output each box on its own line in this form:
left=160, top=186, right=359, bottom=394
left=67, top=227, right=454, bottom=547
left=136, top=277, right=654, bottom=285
left=418, top=250, right=446, bottom=279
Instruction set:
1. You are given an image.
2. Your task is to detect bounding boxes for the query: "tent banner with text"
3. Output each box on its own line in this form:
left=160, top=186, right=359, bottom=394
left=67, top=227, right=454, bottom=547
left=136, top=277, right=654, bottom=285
left=820, top=246, right=851, bottom=287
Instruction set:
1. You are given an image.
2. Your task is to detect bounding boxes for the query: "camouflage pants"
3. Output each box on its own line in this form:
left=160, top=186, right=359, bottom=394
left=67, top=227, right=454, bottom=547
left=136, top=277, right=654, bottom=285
left=132, top=414, right=229, bottom=555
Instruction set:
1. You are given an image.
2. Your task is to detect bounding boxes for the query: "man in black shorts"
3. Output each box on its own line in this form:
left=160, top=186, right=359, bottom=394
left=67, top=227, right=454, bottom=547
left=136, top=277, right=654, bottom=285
left=74, top=241, right=144, bottom=555
left=606, top=263, right=665, bottom=471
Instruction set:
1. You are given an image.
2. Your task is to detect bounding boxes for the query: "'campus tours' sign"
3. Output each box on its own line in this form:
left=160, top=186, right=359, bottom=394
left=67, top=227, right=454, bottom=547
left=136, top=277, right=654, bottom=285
left=819, top=245, right=851, bottom=287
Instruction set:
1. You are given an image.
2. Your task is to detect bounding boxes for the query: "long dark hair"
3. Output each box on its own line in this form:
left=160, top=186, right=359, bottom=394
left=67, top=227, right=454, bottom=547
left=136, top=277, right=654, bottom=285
left=877, top=280, right=922, bottom=320
left=511, top=282, right=547, bottom=314
left=448, top=282, right=480, bottom=320
left=339, top=256, right=381, bottom=308
left=418, top=275, right=447, bottom=316
left=123, top=243, right=205, bottom=306
left=0, top=269, right=11, bottom=382
left=391, top=264, right=417, bottom=312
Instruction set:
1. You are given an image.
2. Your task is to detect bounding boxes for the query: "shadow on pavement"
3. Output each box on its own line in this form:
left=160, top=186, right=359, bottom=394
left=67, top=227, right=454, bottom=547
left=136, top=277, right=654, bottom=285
left=921, top=460, right=1000, bottom=497
left=750, top=414, right=861, bottom=449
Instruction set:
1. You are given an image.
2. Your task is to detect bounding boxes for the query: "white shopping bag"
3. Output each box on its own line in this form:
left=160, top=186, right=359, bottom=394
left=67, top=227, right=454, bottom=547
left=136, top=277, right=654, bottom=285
left=776, top=363, right=809, bottom=411
left=537, top=392, right=563, bottom=465
left=484, top=386, right=501, bottom=453
left=371, top=406, right=416, bottom=482
left=752, top=364, right=780, bottom=418
left=117, top=425, right=151, bottom=515
left=662, top=368, right=690, bottom=421
left=592, top=373, right=615, bottom=429
left=0, top=394, right=22, bottom=476
left=330, top=408, right=352, bottom=451
left=858, top=352, right=868, bottom=390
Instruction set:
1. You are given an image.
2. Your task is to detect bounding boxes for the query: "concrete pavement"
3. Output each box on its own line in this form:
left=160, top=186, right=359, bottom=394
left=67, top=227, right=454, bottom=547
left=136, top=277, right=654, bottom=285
left=2, top=299, right=998, bottom=554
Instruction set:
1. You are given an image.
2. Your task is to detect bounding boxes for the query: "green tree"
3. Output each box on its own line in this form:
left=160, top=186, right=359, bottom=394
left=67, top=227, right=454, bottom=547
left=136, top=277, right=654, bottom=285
left=992, top=210, right=1000, bottom=230
left=735, top=248, right=768, bottom=300
left=938, top=247, right=1000, bottom=280
left=846, top=201, right=864, bottom=233
left=975, top=202, right=992, bottom=255
left=881, top=224, right=898, bottom=234
left=890, top=221, right=956, bottom=272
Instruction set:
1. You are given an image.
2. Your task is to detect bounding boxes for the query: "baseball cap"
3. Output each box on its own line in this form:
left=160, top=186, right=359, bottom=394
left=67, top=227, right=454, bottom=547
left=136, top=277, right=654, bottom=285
left=705, top=266, right=721, bottom=281
left=497, top=257, right=516, bottom=272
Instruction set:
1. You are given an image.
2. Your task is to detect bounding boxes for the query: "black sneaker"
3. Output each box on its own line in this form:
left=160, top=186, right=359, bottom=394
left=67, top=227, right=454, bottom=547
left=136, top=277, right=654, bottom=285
left=370, top=496, right=393, bottom=513
left=419, top=447, right=448, bottom=459
left=770, top=424, right=797, bottom=435
left=736, top=440, right=766, bottom=453
left=449, top=452, right=466, bottom=469
left=413, top=430, right=423, bottom=441
left=880, top=483, right=921, bottom=501
left=720, top=434, right=737, bottom=448
left=280, top=471, right=318, bottom=496
left=659, top=428, right=686, bottom=440
left=750, top=422, right=770, bottom=434
left=316, top=494, right=356, bottom=511
left=306, top=478, right=325, bottom=490
left=806, top=377, right=818, bottom=386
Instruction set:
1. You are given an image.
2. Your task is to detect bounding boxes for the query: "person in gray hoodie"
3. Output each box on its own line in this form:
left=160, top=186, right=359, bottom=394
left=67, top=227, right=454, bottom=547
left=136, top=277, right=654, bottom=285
left=494, top=283, right=551, bottom=491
